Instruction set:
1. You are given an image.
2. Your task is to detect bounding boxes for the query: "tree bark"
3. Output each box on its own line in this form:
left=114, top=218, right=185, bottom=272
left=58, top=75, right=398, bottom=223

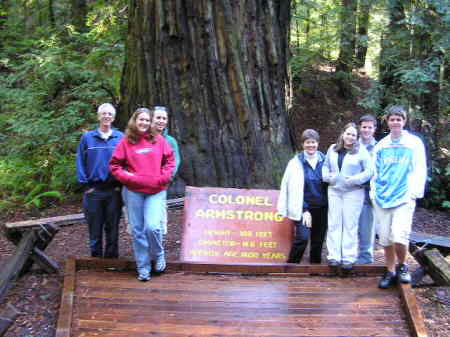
left=379, top=0, right=411, bottom=108
left=335, top=0, right=357, bottom=98
left=411, top=5, right=444, bottom=153
left=0, top=0, right=9, bottom=39
left=70, top=0, right=87, bottom=32
left=48, top=0, right=55, bottom=27
left=355, top=0, right=372, bottom=69
left=336, top=0, right=357, bottom=73
left=120, top=0, right=293, bottom=189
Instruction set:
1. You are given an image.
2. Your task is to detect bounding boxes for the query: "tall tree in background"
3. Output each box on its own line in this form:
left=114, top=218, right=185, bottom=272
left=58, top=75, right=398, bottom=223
left=48, top=0, right=55, bottom=27
left=0, top=1, right=8, bottom=48
left=379, top=0, right=448, bottom=150
left=71, top=0, right=87, bottom=31
left=336, top=0, right=357, bottom=73
left=120, top=0, right=293, bottom=190
left=410, top=1, right=449, bottom=150
left=335, top=0, right=357, bottom=97
left=355, top=0, right=372, bottom=68
left=379, top=0, right=410, bottom=107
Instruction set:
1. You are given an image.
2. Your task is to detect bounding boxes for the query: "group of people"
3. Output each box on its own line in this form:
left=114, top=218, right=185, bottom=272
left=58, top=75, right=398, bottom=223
left=77, top=103, right=426, bottom=289
left=278, top=106, right=427, bottom=289
left=76, top=104, right=180, bottom=282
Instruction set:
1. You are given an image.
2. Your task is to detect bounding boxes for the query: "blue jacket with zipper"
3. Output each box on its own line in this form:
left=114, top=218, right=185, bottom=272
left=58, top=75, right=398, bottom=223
left=76, top=129, right=124, bottom=190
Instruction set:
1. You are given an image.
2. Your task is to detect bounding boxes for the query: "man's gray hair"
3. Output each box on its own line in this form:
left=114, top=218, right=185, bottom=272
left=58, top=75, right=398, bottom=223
left=97, top=103, right=116, bottom=116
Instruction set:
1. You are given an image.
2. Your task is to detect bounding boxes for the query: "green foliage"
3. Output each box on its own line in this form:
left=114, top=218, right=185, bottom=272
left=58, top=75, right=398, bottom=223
left=0, top=154, right=72, bottom=211
left=422, top=159, right=450, bottom=210
left=290, top=0, right=340, bottom=72
left=0, top=0, right=127, bottom=211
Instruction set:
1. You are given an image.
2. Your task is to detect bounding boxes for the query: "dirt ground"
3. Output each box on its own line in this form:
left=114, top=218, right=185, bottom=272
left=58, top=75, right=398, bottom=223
left=0, top=200, right=449, bottom=337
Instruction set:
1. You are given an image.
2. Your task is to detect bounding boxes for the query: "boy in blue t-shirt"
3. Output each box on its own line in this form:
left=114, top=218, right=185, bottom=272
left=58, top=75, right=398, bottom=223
left=371, top=106, right=427, bottom=289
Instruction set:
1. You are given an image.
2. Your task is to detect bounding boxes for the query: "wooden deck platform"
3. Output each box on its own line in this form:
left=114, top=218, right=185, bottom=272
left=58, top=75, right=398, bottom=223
left=56, top=259, right=428, bottom=337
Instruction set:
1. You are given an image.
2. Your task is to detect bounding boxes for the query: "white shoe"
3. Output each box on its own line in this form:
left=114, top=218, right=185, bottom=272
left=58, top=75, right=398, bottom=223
left=155, top=255, right=166, bottom=272
left=137, top=273, right=150, bottom=282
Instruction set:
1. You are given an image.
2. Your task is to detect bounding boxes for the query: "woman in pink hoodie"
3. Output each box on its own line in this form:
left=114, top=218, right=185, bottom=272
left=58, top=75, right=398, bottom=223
left=110, top=107, right=175, bottom=281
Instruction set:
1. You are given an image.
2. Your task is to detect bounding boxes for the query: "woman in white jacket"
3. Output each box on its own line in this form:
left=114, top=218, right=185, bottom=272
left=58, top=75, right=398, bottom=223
left=278, top=129, right=328, bottom=264
left=322, top=123, right=372, bottom=272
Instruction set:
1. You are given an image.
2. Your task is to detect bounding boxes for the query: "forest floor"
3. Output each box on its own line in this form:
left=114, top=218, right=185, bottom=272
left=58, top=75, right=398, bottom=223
left=0, top=199, right=449, bottom=337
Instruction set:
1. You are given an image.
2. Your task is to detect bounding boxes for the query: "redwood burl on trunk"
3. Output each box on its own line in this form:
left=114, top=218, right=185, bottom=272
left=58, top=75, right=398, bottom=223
left=119, top=0, right=293, bottom=189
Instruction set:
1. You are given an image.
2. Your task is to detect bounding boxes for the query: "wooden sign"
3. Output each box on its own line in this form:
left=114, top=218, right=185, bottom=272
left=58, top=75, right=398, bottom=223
left=181, top=186, right=293, bottom=264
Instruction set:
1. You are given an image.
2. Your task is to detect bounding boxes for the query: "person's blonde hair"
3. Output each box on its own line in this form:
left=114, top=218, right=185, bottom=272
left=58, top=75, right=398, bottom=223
left=125, top=108, right=155, bottom=144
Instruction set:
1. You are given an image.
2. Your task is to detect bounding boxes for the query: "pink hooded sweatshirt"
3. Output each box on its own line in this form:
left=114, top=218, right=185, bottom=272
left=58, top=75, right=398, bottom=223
left=109, top=134, right=175, bottom=194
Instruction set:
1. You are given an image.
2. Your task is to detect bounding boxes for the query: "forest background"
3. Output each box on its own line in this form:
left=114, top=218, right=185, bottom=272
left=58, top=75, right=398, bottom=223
left=0, top=0, right=448, bottom=213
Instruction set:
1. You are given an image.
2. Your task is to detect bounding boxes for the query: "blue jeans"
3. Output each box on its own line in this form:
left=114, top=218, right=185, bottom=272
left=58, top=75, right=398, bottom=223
left=357, top=200, right=375, bottom=264
left=122, top=187, right=166, bottom=275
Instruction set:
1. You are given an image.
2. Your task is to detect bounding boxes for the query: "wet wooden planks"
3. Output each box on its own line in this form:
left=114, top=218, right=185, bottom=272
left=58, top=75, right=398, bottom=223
left=56, top=259, right=427, bottom=337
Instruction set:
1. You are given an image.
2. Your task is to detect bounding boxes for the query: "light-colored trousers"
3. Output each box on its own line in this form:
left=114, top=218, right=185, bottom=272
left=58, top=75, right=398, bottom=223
left=125, top=190, right=168, bottom=235
left=326, top=188, right=365, bottom=264
left=122, top=187, right=166, bottom=275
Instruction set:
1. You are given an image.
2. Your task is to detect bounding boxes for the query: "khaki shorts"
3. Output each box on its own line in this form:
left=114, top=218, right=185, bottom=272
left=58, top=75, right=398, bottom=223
left=373, top=199, right=416, bottom=246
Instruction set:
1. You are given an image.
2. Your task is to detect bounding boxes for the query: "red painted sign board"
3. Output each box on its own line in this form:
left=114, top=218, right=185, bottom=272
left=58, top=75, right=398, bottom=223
left=181, top=186, right=293, bottom=264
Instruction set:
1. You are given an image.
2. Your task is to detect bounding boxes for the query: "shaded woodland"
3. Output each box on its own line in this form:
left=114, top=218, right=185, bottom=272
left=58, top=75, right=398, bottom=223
left=0, top=0, right=448, bottom=209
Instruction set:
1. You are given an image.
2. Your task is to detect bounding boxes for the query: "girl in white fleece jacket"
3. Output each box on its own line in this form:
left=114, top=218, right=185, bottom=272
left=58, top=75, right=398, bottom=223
left=322, top=123, right=372, bottom=270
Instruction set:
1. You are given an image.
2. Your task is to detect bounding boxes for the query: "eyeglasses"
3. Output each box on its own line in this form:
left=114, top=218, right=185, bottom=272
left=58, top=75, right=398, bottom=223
left=154, top=106, right=167, bottom=111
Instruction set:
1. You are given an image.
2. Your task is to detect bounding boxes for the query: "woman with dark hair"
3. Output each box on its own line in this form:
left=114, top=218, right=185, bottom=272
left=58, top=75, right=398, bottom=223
left=151, top=106, right=181, bottom=236
left=278, top=129, right=328, bottom=264
left=322, top=123, right=372, bottom=272
left=110, top=107, right=175, bottom=281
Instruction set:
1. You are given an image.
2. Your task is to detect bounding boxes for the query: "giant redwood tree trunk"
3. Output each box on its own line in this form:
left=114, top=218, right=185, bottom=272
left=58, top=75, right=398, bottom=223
left=119, top=0, right=293, bottom=190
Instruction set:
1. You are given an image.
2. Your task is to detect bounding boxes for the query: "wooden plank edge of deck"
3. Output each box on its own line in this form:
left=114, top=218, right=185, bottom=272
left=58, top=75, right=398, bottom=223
left=55, top=258, right=76, bottom=337
left=73, top=258, right=387, bottom=275
left=398, top=283, right=429, bottom=337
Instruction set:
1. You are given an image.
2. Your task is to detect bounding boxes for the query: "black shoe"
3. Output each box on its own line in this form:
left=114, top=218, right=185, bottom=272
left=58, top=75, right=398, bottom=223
left=396, top=264, right=411, bottom=284
left=379, top=271, right=397, bottom=289
left=328, top=259, right=340, bottom=275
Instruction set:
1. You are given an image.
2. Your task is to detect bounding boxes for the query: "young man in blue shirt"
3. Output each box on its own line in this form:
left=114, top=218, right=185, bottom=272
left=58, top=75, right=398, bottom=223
left=76, top=103, right=124, bottom=258
left=371, top=106, right=427, bottom=288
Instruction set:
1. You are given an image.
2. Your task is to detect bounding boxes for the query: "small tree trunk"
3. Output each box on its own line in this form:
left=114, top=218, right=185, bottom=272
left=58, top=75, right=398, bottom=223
left=0, top=0, right=9, bottom=52
left=379, top=0, right=411, bottom=108
left=335, top=0, right=357, bottom=98
left=70, top=0, right=87, bottom=32
left=336, top=0, right=357, bottom=73
left=48, top=0, right=55, bottom=27
left=355, top=0, right=372, bottom=69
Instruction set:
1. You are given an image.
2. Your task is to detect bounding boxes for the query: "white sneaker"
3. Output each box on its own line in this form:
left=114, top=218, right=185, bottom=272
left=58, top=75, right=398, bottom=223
left=137, top=273, right=150, bottom=282
left=155, top=255, right=166, bottom=272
